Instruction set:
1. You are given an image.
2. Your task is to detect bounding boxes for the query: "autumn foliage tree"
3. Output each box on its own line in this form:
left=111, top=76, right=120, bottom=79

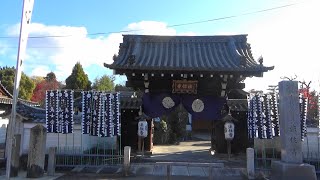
left=299, top=87, right=318, bottom=126
left=31, top=72, right=61, bottom=106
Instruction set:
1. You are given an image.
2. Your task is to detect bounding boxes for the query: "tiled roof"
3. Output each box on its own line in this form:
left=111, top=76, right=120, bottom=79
left=227, top=99, right=248, bottom=112
left=17, top=101, right=46, bottom=122
left=105, top=35, right=274, bottom=74
left=119, top=91, right=141, bottom=109
left=0, top=81, right=40, bottom=107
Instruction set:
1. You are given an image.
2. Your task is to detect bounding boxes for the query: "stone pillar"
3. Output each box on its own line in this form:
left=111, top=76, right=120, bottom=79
left=10, top=134, right=21, bottom=177
left=123, top=146, right=131, bottom=176
left=47, top=147, right=56, bottom=176
left=271, top=81, right=316, bottom=180
left=246, top=148, right=254, bottom=179
left=26, top=125, right=47, bottom=178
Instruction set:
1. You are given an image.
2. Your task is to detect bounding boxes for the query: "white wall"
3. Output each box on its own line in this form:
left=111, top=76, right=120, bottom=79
left=254, top=127, right=320, bottom=159
left=302, top=127, right=320, bottom=158
left=22, top=123, right=117, bottom=155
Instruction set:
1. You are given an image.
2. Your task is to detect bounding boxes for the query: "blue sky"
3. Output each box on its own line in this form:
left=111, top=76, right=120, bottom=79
left=1, top=0, right=319, bottom=91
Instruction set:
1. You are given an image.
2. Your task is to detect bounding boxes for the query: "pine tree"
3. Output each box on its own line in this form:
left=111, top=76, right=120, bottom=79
left=65, top=62, right=91, bottom=90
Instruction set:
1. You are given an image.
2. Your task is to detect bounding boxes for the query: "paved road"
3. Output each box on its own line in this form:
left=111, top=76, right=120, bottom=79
left=1, top=140, right=248, bottom=179
left=54, top=140, right=247, bottom=179
left=56, top=174, right=243, bottom=180
left=142, top=140, right=246, bottom=168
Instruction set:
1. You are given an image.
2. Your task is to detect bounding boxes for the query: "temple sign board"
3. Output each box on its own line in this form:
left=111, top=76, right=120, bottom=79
left=172, top=80, right=198, bottom=94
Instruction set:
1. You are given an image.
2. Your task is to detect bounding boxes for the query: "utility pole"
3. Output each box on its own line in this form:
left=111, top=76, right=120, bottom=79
left=5, top=0, right=34, bottom=178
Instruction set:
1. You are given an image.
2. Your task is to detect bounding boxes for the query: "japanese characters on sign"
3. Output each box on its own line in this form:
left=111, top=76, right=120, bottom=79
left=172, top=80, right=197, bottom=94
left=46, top=90, right=121, bottom=137
left=81, top=91, right=121, bottom=137
left=247, top=93, right=280, bottom=139
left=224, top=121, right=235, bottom=140
left=46, top=90, right=74, bottom=134
left=138, top=120, right=148, bottom=138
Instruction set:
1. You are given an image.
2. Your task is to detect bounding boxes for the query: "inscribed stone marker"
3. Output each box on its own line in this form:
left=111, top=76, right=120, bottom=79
left=278, top=81, right=302, bottom=163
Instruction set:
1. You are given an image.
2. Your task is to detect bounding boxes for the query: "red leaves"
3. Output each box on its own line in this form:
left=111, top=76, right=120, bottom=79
left=299, top=88, right=317, bottom=110
left=31, top=80, right=60, bottom=105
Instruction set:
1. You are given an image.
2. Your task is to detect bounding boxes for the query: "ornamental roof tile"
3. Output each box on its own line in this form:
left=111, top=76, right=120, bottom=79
left=227, top=99, right=248, bottom=112
left=105, top=35, right=274, bottom=74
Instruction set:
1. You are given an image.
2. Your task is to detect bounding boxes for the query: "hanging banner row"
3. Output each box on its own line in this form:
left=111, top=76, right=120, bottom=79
left=247, top=93, right=307, bottom=140
left=45, top=90, right=120, bottom=137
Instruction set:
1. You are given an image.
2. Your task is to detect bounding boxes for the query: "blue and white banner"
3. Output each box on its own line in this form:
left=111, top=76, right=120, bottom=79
left=299, top=94, right=307, bottom=141
left=262, top=95, right=273, bottom=139
left=81, top=91, right=93, bottom=134
left=81, top=91, right=121, bottom=137
left=247, top=94, right=255, bottom=139
left=46, top=90, right=74, bottom=133
left=247, top=93, right=277, bottom=139
left=46, top=90, right=58, bottom=133
left=270, top=93, right=280, bottom=137
left=255, top=94, right=263, bottom=139
left=90, top=91, right=101, bottom=136
left=113, top=93, right=121, bottom=136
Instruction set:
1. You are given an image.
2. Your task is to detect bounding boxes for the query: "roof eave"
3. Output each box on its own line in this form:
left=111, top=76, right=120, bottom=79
left=106, top=65, right=275, bottom=73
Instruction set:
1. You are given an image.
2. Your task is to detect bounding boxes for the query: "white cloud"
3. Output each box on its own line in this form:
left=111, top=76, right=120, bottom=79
left=245, top=0, right=320, bottom=91
left=125, top=21, right=177, bottom=35
left=30, top=65, right=50, bottom=77
left=5, top=23, right=123, bottom=81
left=3, top=21, right=196, bottom=82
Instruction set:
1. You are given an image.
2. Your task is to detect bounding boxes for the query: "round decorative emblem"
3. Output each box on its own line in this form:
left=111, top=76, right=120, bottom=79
left=50, top=92, right=54, bottom=97
left=192, top=99, right=204, bottom=112
left=87, top=94, right=91, bottom=98
left=162, top=97, right=175, bottom=109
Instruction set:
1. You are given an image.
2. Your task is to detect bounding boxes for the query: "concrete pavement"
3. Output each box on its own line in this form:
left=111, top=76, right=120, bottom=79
left=0, top=171, right=64, bottom=179
left=54, top=163, right=245, bottom=180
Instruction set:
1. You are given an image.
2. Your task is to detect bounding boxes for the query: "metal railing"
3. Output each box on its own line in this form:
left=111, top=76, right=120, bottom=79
left=254, top=127, right=320, bottom=175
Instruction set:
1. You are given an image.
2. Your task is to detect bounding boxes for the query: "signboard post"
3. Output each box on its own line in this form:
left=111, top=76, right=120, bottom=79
left=224, top=121, right=235, bottom=160
left=138, top=120, right=148, bottom=156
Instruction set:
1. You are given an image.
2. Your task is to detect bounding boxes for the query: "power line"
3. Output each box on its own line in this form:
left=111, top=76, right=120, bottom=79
left=0, top=2, right=297, bottom=44
left=168, top=3, right=295, bottom=28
